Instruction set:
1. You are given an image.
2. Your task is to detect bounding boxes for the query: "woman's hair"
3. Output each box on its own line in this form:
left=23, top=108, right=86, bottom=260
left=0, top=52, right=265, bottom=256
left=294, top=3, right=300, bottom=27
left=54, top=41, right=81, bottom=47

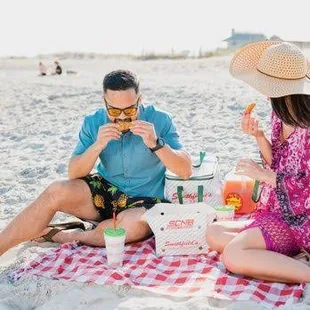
left=271, top=95, right=310, bottom=128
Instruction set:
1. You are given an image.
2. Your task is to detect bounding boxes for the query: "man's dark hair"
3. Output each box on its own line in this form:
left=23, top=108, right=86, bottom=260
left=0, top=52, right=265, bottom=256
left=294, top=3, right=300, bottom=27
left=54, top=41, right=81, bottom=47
left=271, top=94, right=310, bottom=128
left=103, top=70, right=140, bottom=94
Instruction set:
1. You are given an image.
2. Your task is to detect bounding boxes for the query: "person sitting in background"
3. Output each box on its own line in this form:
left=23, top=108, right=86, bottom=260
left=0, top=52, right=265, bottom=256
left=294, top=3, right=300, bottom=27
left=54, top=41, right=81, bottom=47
left=53, top=61, right=62, bottom=75
left=0, top=69, right=192, bottom=256
left=207, top=41, right=310, bottom=283
left=39, top=62, right=47, bottom=76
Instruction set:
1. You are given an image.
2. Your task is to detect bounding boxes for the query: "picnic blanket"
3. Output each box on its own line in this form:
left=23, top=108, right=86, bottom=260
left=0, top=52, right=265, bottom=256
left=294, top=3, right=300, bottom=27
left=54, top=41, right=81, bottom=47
left=11, top=237, right=305, bottom=309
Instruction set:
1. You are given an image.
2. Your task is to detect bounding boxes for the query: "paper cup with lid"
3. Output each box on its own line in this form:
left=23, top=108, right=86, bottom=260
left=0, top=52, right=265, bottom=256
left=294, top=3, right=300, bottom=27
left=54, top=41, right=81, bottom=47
left=215, top=205, right=235, bottom=221
left=103, top=228, right=126, bottom=268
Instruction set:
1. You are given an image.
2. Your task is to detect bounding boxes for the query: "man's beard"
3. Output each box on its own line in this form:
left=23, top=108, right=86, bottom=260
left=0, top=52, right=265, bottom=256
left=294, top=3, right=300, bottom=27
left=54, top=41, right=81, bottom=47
left=114, top=118, right=132, bottom=133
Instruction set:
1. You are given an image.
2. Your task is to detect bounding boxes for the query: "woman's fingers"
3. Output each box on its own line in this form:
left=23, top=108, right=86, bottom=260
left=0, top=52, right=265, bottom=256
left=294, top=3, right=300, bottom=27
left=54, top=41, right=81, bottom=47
left=253, top=119, right=259, bottom=133
left=248, top=118, right=255, bottom=134
left=236, top=159, right=256, bottom=170
left=242, top=114, right=259, bottom=137
left=238, top=158, right=256, bottom=165
left=241, top=114, right=250, bottom=131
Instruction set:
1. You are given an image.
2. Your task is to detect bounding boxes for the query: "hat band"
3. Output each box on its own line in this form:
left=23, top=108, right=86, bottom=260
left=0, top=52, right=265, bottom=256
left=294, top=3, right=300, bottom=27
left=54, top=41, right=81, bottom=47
left=257, top=68, right=307, bottom=80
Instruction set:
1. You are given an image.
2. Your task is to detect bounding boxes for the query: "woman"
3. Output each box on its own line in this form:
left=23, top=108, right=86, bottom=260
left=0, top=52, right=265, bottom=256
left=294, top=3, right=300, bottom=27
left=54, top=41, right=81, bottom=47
left=39, top=62, right=47, bottom=76
left=207, top=41, right=310, bottom=283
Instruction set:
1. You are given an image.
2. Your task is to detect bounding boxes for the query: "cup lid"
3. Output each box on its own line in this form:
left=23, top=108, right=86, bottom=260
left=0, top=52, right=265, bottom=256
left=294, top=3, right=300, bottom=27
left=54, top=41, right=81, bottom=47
left=215, top=206, right=235, bottom=212
left=103, top=228, right=126, bottom=237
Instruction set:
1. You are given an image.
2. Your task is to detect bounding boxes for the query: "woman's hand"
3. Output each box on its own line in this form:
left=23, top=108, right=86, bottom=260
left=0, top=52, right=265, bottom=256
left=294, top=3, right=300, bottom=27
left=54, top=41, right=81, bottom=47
left=241, top=113, right=265, bottom=139
left=235, top=159, right=276, bottom=186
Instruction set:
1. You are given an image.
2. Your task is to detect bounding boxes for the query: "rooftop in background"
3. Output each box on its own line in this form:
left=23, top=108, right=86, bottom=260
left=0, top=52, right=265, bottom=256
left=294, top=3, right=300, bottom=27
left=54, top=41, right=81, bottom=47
left=223, top=29, right=267, bottom=43
left=224, top=29, right=310, bottom=51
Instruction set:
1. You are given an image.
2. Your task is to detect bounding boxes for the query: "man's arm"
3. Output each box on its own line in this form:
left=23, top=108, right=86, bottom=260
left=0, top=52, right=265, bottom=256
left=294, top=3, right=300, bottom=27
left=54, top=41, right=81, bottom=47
left=68, top=143, right=103, bottom=179
left=153, top=146, right=192, bottom=179
left=130, top=120, right=192, bottom=179
left=69, top=123, right=121, bottom=179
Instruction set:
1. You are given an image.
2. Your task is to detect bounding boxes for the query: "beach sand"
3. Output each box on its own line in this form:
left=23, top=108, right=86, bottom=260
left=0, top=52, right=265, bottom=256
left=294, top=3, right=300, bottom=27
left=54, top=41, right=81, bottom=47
left=0, top=56, right=309, bottom=309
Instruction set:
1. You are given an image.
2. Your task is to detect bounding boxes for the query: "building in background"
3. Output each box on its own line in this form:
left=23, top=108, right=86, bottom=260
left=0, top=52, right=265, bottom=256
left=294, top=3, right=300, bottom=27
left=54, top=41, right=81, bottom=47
left=270, top=35, right=310, bottom=50
left=223, top=29, right=267, bottom=50
left=224, top=29, right=310, bottom=51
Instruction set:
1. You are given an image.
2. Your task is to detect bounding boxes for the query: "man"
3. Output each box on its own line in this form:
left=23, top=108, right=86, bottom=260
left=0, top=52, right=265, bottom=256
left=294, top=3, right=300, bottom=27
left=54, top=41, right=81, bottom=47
left=0, top=70, right=192, bottom=255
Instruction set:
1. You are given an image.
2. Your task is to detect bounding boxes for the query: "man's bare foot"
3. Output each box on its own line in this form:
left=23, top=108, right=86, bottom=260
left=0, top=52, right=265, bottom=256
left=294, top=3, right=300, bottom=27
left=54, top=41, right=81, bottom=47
left=32, top=227, right=83, bottom=244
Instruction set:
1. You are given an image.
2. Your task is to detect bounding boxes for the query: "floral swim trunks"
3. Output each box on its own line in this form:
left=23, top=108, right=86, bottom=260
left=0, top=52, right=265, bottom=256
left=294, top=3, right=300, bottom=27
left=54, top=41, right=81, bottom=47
left=80, top=174, right=168, bottom=220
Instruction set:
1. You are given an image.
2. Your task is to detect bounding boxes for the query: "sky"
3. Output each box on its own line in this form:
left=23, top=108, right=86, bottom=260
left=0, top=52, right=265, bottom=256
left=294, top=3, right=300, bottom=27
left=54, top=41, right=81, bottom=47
left=1, top=0, right=309, bottom=57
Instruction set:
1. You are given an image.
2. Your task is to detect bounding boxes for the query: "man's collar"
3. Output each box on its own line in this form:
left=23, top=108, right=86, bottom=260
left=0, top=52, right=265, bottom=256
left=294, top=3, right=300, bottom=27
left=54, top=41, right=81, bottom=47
left=137, top=104, right=146, bottom=121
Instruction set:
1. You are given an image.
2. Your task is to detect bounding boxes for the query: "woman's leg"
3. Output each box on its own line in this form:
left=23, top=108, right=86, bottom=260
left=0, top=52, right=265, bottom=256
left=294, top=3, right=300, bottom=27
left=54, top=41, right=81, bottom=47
left=206, top=220, right=253, bottom=253
left=222, top=227, right=310, bottom=283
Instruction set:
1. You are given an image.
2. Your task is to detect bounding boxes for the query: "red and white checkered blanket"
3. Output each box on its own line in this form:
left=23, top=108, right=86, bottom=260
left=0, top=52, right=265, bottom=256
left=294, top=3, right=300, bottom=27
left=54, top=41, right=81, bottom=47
left=11, top=237, right=304, bottom=309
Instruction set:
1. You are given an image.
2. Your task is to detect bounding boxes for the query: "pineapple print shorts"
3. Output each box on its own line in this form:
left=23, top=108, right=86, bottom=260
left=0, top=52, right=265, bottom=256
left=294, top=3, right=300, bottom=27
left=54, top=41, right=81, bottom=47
left=80, top=173, right=169, bottom=220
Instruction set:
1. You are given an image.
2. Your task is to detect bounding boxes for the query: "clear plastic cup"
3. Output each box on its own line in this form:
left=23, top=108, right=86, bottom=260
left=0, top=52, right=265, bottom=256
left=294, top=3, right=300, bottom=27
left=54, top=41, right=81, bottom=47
left=103, top=228, right=126, bottom=268
left=215, top=205, right=235, bottom=221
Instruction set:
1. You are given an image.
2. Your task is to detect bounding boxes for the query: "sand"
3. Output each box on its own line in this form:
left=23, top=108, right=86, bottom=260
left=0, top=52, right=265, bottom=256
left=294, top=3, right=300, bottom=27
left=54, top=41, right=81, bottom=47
left=0, top=56, right=309, bottom=309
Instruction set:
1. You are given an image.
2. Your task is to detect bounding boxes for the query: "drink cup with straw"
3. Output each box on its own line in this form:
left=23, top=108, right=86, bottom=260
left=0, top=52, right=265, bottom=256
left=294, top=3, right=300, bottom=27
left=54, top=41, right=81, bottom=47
left=103, top=211, right=126, bottom=268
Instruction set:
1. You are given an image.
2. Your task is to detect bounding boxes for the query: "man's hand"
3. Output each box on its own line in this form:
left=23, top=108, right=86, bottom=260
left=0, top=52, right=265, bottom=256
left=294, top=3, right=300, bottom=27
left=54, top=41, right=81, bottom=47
left=130, top=120, right=157, bottom=148
left=241, top=113, right=265, bottom=139
left=235, top=159, right=276, bottom=186
left=93, top=123, right=121, bottom=151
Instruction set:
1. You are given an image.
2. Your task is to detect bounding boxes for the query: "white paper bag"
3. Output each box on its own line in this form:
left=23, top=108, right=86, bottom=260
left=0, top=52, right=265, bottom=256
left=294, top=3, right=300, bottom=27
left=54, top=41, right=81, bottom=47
left=143, top=203, right=216, bottom=256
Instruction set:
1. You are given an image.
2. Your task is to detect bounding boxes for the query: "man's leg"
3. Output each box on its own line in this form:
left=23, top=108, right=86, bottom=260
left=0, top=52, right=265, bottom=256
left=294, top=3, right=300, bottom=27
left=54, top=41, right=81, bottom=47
left=46, top=207, right=151, bottom=247
left=0, top=179, right=100, bottom=255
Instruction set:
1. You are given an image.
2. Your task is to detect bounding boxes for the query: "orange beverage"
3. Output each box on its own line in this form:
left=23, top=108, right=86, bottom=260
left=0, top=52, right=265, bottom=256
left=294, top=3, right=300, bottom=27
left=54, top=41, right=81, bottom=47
left=223, top=170, right=256, bottom=214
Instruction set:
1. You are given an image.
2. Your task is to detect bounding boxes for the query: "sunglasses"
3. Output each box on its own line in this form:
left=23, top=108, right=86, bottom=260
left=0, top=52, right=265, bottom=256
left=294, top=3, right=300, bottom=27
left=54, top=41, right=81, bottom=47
left=104, top=98, right=139, bottom=117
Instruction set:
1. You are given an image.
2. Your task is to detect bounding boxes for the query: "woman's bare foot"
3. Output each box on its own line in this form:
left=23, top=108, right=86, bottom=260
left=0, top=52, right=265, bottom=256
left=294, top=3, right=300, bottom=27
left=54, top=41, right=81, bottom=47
left=294, top=250, right=310, bottom=267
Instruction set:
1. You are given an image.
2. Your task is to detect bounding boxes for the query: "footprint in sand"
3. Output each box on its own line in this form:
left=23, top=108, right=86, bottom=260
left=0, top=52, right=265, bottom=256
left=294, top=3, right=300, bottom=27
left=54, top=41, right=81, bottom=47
left=20, top=167, right=48, bottom=178
left=56, top=163, right=67, bottom=174
left=60, top=135, right=72, bottom=141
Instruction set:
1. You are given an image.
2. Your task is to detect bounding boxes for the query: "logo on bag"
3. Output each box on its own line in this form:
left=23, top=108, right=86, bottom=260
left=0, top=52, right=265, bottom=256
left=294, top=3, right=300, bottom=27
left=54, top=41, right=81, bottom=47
left=225, top=193, right=242, bottom=211
left=165, top=240, right=199, bottom=247
left=166, top=219, right=194, bottom=229
left=171, top=192, right=212, bottom=202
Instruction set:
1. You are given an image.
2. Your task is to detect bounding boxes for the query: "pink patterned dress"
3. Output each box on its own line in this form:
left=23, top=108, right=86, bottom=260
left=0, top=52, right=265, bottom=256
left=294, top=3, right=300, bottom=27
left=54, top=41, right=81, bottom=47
left=244, top=112, right=310, bottom=256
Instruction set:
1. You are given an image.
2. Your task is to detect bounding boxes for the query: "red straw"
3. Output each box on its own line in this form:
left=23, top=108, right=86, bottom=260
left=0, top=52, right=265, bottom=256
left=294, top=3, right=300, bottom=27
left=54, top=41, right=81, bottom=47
left=113, top=211, right=117, bottom=231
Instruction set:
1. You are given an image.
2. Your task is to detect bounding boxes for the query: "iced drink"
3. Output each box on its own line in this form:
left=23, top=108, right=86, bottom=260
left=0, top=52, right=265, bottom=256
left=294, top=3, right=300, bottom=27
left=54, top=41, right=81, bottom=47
left=223, top=170, right=256, bottom=214
left=103, top=228, right=126, bottom=268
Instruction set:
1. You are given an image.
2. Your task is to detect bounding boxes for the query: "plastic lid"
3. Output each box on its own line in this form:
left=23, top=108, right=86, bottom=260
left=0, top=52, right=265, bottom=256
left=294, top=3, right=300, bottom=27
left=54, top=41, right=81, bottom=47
left=103, top=228, right=126, bottom=237
left=166, top=161, right=217, bottom=179
left=224, top=169, right=253, bottom=181
left=215, top=206, right=235, bottom=212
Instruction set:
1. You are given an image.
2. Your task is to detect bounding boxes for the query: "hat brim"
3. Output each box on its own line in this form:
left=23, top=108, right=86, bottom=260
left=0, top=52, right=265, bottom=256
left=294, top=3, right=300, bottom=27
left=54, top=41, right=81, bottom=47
left=230, top=41, right=310, bottom=98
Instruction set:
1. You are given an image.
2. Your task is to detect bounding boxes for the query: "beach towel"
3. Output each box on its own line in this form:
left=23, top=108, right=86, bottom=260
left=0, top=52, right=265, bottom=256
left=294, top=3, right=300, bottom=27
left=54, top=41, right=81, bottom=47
left=11, top=237, right=305, bottom=309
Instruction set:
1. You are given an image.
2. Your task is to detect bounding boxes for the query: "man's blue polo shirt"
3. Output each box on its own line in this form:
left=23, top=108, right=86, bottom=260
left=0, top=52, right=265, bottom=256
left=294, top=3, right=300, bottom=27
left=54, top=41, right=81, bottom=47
left=72, top=104, right=183, bottom=199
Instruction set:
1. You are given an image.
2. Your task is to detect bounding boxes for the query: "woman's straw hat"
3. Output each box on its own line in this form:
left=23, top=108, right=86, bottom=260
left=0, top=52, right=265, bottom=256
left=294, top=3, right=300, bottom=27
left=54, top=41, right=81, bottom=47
left=230, top=41, right=310, bottom=98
